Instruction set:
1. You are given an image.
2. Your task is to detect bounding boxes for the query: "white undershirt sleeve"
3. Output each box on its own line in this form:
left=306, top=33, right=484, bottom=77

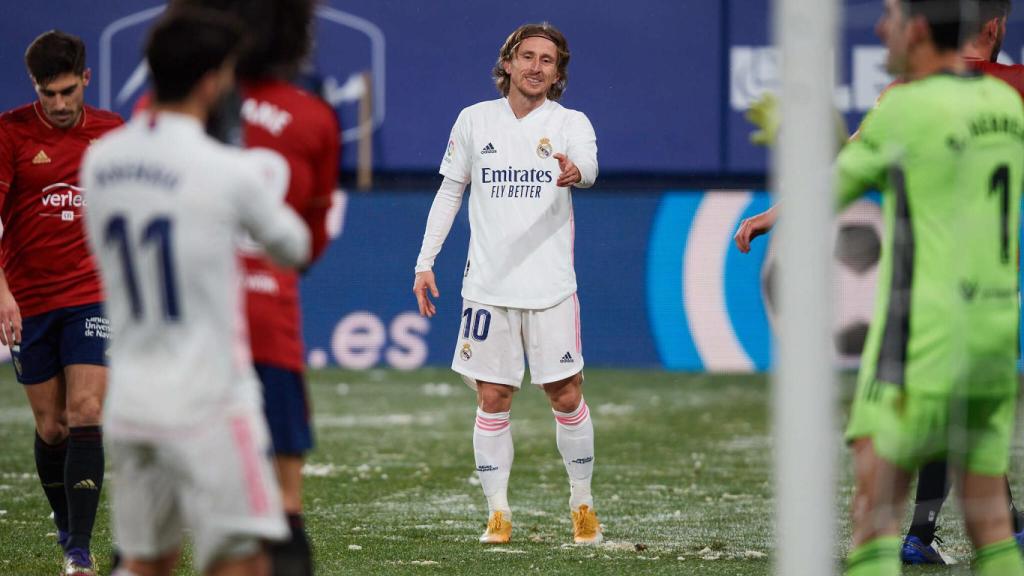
left=415, top=176, right=467, bottom=272
left=567, top=111, right=598, bottom=189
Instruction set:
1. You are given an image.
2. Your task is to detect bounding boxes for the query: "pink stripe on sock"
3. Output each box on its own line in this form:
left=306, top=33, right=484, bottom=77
left=230, top=415, right=269, bottom=515
left=476, top=418, right=510, bottom=431
left=555, top=402, right=590, bottom=427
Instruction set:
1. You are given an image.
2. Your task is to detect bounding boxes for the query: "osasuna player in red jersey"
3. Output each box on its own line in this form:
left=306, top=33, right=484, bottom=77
left=0, top=30, right=122, bottom=576
left=962, top=1, right=1024, bottom=95
left=170, top=1, right=339, bottom=573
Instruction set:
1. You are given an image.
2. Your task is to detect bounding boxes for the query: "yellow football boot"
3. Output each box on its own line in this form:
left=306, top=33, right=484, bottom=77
left=479, top=510, right=512, bottom=544
left=571, top=504, right=603, bottom=545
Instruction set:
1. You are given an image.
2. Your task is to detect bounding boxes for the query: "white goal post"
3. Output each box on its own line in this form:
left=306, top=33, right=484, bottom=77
left=772, top=0, right=840, bottom=575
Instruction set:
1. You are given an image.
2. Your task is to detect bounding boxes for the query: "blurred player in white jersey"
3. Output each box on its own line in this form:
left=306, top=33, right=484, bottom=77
left=81, top=8, right=310, bottom=576
left=169, top=1, right=339, bottom=573
left=413, top=22, right=601, bottom=545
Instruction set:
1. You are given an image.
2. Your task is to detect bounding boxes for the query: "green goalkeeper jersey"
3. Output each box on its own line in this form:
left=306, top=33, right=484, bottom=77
left=839, top=71, right=1024, bottom=398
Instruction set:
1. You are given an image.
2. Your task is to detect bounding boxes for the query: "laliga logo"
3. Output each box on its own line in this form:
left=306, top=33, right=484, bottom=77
left=98, top=4, right=386, bottom=145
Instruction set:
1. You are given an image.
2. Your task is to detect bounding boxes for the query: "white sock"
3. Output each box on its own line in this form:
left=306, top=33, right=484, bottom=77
left=473, top=408, right=513, bottom=516
left=553, top=397, right=595, bottom=510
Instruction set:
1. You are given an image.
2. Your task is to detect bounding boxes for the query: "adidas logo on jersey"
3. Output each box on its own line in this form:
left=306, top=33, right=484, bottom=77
left=32, top=150, right=51, bottom=164
left=480, top=142, right=497, bottom=154
left=73, top=479, right=98, bottom=491
left=560, top=352, right=574, bottom=364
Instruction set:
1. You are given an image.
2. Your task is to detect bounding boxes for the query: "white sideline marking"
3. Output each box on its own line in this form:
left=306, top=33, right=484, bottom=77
left=316, top=413, right=438, bottom=428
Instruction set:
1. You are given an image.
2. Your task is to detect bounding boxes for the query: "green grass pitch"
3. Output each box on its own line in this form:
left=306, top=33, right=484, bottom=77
left=0, top=366, right=1019, bottom=574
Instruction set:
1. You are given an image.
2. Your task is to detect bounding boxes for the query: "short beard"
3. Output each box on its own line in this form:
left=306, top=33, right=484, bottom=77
left=990, top=33, right=1004, bottom=63
left=987, top=29, right=1003, bottom=62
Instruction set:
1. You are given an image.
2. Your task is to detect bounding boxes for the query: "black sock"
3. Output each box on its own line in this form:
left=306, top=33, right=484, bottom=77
left=65, top=426, right=104, bottom=552
left=906, top=460, right=951, bottom=545
left=270, top=513, right=313, bottom=576
left=1006, top=477, right=1024, bottom=534
left=34, top=432, right=70, bottom=537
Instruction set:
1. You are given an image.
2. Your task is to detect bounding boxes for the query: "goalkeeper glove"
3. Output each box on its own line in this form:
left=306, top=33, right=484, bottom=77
left=745, top=93, right=779, bottom=147
left=745, top=92, right=851, bottom=151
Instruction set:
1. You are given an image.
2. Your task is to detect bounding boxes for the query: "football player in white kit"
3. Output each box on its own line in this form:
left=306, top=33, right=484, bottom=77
left=413, top=22, right=600, bottom=545
left=81, top=9, right=310, bottom=576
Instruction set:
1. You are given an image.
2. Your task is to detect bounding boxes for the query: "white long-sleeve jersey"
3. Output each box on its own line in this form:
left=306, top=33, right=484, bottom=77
left=419, top=97, right=598, bottom=310
left=82, top=111, right=310, bottom=438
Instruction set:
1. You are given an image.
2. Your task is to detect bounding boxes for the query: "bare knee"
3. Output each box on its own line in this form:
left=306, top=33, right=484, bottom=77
left=477, top=382, right=515, bottom=413
left=67, top=393, right=103, bottom=427
left=36, top=417, right=69, bottom=445
left=65, top=365, right=106, bottom=427
left=543, top=372, right=583, bottom=413
left=848, top=438, right=912, bottom=546
left=961, top=473, right=1014, bottom=548
left=24, top=378, right=68, bottom=443
left=30, top=401, right=68, bottom=444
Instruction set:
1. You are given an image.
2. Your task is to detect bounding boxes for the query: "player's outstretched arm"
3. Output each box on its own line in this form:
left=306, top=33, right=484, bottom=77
left=559, top=112, right=598, bottom=188
left=734, top=205, right=778, bottom=254
left=0, top=268, right=21, bottom=345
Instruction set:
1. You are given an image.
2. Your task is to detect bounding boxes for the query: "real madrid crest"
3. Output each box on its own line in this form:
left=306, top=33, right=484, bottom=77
left=536, top=137, right=553, bottom=159
left=460, top=342, right=473, bottom=361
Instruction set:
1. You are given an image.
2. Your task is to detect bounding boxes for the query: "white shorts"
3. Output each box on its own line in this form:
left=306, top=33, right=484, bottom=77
left=452, top=294, right=584, bottom=389
left=108, top=403, right=287, bottom=572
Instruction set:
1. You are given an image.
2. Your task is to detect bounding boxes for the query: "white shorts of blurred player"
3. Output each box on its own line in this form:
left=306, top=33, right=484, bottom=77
left=108, top=402, right=287, bottom=572
left=452, top=294, right=584, bottom=389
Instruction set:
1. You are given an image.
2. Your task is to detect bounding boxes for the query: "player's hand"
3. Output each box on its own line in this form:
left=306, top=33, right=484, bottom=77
left=413, top=270, right=440, bottom=318
left=745, top=93, right=780, bottom=147
left=734, top=206, right=778, bottom=254
left=0, top=288, right=22, bottom=346
left=553, top=153, right=581, bottom=187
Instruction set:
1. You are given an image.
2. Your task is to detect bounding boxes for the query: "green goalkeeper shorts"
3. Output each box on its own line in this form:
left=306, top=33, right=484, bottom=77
left=845, top=378, right=884, bottom=444
left=869, top=383, right=1016, bottom=477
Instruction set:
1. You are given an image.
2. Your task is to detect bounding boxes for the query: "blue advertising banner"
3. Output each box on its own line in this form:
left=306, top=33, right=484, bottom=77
left=302, top=190, right=1024, bottom=372
left=301, top=189, right=780, bottom=372
left=0, top=1, right=723, bottom=174
left=300, top=190, right=670, bottom=371
left=4, top=1, right=1018, bottom=176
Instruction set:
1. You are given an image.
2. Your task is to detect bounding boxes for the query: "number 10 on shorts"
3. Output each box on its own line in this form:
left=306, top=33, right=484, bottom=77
left=462, top=307, right=491, bottom=341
